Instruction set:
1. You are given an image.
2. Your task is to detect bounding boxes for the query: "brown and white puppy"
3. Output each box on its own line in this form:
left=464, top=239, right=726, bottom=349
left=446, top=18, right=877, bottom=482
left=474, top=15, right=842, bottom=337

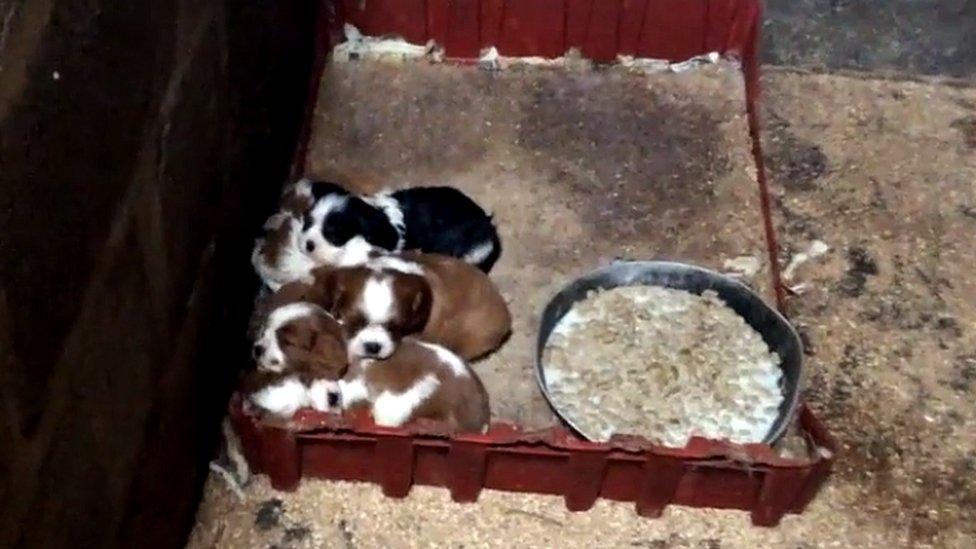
left=313, top=252, right=511, bottom=361
left=339, top=338, right=489, bottom=432
left=244, top=302, right=347, bottom=418
left=251, top=178, right=321, bottom=291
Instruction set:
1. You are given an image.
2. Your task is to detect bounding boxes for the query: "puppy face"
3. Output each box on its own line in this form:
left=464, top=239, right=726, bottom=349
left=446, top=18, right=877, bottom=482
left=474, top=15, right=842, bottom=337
left=252, top=215, right=317, bottom=290
left=301, top=185, right=400, bottom=265
left=253, top=302, right=347, bottom=379
left=320, top=267, right=432, bottom=360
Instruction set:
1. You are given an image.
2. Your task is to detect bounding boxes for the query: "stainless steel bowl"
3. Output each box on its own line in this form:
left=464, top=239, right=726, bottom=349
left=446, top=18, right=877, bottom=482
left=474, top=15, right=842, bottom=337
left=535, top=260, right=803, bottom=445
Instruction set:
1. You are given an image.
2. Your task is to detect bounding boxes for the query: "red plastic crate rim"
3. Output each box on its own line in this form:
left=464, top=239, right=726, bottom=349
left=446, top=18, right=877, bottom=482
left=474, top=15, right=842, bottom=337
left=230, top=397, right=836, bottom=526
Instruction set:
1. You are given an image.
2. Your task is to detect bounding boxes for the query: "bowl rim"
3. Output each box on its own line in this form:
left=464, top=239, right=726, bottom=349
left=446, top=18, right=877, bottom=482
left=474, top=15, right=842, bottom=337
left=534, top=259, right=804, bottom=447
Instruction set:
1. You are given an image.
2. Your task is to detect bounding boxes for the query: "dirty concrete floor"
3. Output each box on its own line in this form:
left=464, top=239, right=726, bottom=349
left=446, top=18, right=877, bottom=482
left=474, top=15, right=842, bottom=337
left=763, top=69, right=976, bottom=546
left=763, top=0, right=976, bottom=79
left=190, top=66, right=976, bottom=548
left=304, top=60, right=771, bottom=429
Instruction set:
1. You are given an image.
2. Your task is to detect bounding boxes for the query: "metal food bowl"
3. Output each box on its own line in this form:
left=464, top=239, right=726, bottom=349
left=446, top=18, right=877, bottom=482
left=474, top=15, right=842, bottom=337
left=535, top=260, right=803, bottom=445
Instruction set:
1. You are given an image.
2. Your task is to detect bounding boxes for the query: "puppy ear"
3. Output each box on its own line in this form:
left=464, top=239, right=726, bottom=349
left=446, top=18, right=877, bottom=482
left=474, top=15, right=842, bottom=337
left=400, top=274, right=433, bottom=334
left=350, top=198, right=399, bottom=251
left=310, top=315, right=348, bottom=379
left=278, top=322, right=315, bottom=350
left=312, top=267, right=344, bottom=316
left=271, top=281, right=312, bottom=307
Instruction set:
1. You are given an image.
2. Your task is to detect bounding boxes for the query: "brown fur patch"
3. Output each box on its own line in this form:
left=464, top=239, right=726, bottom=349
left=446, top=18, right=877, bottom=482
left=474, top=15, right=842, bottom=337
left=347, top=339, right=489, bottom=432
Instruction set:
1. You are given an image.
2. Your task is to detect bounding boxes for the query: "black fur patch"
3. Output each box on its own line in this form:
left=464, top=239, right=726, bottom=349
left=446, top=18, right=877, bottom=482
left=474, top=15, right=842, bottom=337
left=309, top=180, right=349, bottom=201
left=394, top=186, right=502, bottom=272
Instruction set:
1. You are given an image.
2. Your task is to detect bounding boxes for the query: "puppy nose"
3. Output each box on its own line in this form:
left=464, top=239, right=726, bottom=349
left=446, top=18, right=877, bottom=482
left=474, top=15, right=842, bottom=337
left=327, top=392, right=340, bottom=407
left=252, top=345, right=265, bottom=359
left=305, top=240, right=316, bottom=252
left=363, top=342, right=381, bottom=356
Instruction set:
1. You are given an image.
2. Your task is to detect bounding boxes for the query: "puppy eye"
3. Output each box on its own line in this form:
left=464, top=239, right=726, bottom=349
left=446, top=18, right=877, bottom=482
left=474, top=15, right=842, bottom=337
left=305, top=240, right=316, bottom=252
left=327, top=392, right=339, bottom=407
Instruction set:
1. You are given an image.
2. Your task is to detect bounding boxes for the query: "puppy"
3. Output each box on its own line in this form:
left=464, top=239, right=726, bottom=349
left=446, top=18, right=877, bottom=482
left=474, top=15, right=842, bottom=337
left=339, top=338, right=489, bottom=432
left=242, top=370, right=342, bottom=419
left=311, top=252, right=511, bottom=361
left=301, top=181, right=502, bottom=273
left=251, top=178, right=321, bottom=290
left=244, top=302, right=348, bottom=418
left=252, top=213, right=318, bottom=290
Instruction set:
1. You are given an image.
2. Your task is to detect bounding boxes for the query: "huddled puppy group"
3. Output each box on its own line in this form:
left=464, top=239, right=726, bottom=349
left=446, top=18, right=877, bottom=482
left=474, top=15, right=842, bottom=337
left=244, top=178, right=510, bottom=433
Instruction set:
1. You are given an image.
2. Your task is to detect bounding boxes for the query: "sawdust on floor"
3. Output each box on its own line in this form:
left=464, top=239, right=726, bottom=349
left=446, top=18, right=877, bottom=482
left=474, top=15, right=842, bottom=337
left=304, top=59, right=771, bottom=429
left=762, top=68, right=976, bottom=546
left=190, top=68, right=976, bottom=549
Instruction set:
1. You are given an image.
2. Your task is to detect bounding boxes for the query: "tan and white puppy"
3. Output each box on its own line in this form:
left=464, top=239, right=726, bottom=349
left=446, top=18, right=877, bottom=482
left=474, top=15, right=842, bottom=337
left=339, top=338, right=489, bottom=432
left=313, top=252, right=511, bottom=361
left=251, top=179, right=319, bottom=290
left=244, top=302, right=348, bottom=418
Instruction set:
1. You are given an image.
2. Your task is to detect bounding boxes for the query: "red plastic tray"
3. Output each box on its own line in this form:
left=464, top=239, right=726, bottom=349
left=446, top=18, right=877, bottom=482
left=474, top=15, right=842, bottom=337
left=230, top=400, right=835, bottom=526
left=239, top=0, right=836, bottom=527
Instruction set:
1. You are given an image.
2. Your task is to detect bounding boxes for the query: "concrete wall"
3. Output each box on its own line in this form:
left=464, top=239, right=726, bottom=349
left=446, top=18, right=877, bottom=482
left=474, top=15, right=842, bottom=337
left=0, top=1, right=315, bottom=547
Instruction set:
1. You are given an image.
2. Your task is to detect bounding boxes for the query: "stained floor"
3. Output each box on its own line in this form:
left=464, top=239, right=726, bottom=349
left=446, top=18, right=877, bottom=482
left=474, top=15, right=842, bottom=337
left=304, top=59, right=771, bottom=428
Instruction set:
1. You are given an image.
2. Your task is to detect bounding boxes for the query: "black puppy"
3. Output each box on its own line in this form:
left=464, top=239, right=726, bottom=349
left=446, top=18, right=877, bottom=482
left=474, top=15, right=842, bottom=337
left=300, top=181, right=501, bottom=272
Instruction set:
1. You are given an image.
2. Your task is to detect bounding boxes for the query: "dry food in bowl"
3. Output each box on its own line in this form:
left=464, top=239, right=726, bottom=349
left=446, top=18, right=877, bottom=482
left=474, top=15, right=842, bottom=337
left=535, top=261, right=803, bottom=447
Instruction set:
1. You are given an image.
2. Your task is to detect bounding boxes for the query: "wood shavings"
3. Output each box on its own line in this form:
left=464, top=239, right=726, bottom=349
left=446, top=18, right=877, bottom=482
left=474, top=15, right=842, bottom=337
left=333, top=24, right=442, bottom=64
left=543, top=286, right=784, bottom=447
left=782, top=239, right=830, bottom=280
left=723, top=255, right=763, bottom=278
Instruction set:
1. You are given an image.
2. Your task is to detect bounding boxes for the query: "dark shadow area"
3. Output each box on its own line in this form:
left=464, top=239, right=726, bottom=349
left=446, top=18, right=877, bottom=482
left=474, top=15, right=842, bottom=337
left=0, top=1, right=315, bottom=547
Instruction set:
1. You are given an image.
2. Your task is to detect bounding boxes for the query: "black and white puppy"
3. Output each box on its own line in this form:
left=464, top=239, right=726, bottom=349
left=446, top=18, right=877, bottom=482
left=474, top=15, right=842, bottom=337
left=300, top=181, right=502, bottom=272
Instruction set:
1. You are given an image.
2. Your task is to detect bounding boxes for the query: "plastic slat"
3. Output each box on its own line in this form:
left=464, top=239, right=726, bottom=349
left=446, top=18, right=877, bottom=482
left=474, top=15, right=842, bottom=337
left=618, top=0, right=649, bottom=56
left=446, top=0, right=481, bottom=58
left=341, top=0, right=428, bottom=45
left=638, top=0, right=709, bottom=61
left=479, top=0, right=505, bottom=48
left=262, top=428, right=302, bottom=491
left=427, top=0, right=449, bottom=48
left=375, top=436, right=416, bottom=497
left=448, top=440, right=488, bottom=502
left=497, top=0, right=566, bottom=57
left=583, top=0, right=621, bottom=62
left=704, top=0, right=737, bottom=53
left=564, top=452, right=609, bottom=511
left=752, top=468, right=810, bottom=526
left=566, top=0, right=594, bottom=49
left=635, top=455, right=683, bottom=517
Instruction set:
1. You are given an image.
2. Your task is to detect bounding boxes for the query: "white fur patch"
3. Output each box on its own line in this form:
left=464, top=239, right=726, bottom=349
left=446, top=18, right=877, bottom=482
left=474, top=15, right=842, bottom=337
left=301, top=194, right=351, bottom=265
left=462, top=239, right=496, bottom=265
left=250, top=377, right=309, bottom=417
left=361, top=276, right=395, bottom=323
left=371, top=373, right=440, bottom=427
left=416, top=340, right=469, bottom=377
left=346, top=277, right=397, bottom=358
left=308, top=379, right=342, bottom=412
left=348, top=325, right=394, bottom=360
left=339, top=377, right=370, bottom=407
left=302, top=191, right=385, bottom=267
left=367, top=255, right=424, bottom=275
left=255, top=303, right=328, bottom=371
left=335, top=236, right=375, bottom=267
left=292, top=178, right=313, bottom=199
